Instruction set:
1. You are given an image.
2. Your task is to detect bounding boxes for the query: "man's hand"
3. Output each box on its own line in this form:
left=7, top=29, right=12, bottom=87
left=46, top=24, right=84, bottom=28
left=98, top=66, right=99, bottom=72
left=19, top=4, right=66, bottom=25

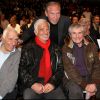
left=85, top=84, right=97, bottom=93
left=31, top=83, right=44, bottom=94
left=85, top=84, right=97, bottom=98
left=43, top=83, right=55, bottom=93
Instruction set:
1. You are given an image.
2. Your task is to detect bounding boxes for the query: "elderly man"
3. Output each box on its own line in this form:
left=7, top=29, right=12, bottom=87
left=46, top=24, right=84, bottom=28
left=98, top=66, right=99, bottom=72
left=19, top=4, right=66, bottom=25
left=62, top=24, right=100, bottom=99
left=0, top=27, right=21, bottom=99
left=18, top=19, right=66, bottom=99
left=21, top=1, right=70, bottom=47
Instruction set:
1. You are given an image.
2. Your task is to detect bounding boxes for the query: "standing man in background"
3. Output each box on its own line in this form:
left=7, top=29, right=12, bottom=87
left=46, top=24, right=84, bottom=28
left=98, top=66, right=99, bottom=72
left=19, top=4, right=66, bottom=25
left=21, top=1, right=70, bottom=48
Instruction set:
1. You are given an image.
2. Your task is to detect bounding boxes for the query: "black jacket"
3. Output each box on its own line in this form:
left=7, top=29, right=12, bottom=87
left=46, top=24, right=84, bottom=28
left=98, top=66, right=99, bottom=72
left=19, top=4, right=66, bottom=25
left=18, top=41, right=64, bottom=93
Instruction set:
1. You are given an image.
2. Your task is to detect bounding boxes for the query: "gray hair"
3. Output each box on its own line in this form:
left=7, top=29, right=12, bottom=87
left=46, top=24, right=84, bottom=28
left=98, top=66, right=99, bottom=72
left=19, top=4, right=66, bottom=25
left=34, top=19, right=50, bottom=36
left=2, top=27, right=18, bottom=39
left=68, top=24, right=85, bottom=35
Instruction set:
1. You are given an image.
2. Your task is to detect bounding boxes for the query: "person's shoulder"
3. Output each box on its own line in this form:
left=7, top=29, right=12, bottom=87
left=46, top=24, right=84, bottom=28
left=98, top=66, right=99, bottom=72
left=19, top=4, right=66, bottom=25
left=86, top=42, right=98, bottom=50
left=86, top=42, right=94, bottom=47
left=60, top=15, right=70, bottom=21
left=50, top=42, right=61, bottom=51
left=22, top=41, right=36, bottom=50
left=59, top=15, right=71, bottom=25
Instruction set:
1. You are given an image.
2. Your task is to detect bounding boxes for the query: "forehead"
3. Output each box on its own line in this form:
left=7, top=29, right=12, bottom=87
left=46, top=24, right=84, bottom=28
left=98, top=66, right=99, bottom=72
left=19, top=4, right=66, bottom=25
left=6, top=31, right=18, bottom=39
left=47, top=4, right=60, bottom=11
left=38, top=22, right=49, bottom=28
left=94, top=16, right=99, bottom=19
left=73, top=17, right=78, bottom=20
left=71, top=27, right=83, bottom=33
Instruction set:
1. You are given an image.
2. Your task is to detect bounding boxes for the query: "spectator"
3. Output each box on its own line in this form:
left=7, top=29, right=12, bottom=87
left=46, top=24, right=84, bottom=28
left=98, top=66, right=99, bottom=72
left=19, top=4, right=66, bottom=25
left=71, top=14, right=79, bottom=25
left=0, top=27, right=21, bottom=99
left=0, top=13, right=9, bottom=30
left=82, top=7, right=92, bottom=21
left=18, top=19, right=66, bottom=99
left=62, top=24, right=100, bottom=99
left=90, top=15, right=100, bottom=49
left=7, top=15, right=21, bottom=35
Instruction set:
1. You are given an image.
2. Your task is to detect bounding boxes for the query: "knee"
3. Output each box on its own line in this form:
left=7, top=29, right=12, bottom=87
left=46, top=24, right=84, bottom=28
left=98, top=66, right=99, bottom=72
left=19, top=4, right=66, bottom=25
left=23, top=88, right=32, bottom=99
left=64, top=80, right=83, bottom=99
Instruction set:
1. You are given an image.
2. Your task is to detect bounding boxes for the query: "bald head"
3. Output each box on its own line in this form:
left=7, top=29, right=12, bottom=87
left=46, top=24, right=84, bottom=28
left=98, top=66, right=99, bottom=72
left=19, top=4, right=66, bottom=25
left=1, top=27, right=19, bottom=52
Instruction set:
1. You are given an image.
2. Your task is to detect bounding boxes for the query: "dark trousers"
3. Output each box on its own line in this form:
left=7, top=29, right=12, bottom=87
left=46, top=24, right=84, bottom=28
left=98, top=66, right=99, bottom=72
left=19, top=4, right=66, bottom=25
left=63, top=77, right=100, bottom=99
left=23, top=87, right=66, bottom=99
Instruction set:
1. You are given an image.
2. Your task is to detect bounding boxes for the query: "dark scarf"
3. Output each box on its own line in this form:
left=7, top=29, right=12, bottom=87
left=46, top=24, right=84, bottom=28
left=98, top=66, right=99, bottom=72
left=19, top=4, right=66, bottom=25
left=35, top=37, right=52, bottom=84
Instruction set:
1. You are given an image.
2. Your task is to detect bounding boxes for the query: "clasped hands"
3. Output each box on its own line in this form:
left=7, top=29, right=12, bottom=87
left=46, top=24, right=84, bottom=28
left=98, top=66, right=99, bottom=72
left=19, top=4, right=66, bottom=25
left=31, top=83, right=55, bottom=94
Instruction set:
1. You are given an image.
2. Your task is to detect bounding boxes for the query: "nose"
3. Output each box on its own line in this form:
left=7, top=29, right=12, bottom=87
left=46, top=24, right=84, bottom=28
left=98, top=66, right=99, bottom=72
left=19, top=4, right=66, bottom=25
left=44, top=29, right=49, bottom=35
left=76, top=34, right=79, bottom=38
left=12, top=40, right=17, bottom=46
left=53, top=14, right=58, bottom=19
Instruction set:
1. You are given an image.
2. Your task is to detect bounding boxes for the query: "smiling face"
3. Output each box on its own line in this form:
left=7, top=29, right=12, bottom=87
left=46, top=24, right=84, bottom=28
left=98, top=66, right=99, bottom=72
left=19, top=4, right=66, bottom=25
left=69, top=25, right=84, bottom=47
left=36, top=22, right=50, bottom=43
left=2, top=30, right=18, bottom=52
left=45, top=4, right=61, bottom=25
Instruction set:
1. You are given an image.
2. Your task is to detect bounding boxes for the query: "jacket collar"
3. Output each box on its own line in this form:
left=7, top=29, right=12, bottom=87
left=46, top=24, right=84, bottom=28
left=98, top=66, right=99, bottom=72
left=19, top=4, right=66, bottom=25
left=68, top=39, right=89, bottom=49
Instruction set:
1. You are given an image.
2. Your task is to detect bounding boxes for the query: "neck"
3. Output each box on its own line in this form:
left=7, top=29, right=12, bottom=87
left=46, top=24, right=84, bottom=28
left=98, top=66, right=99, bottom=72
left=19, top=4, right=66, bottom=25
left=77, top=42, right=83, bottom=47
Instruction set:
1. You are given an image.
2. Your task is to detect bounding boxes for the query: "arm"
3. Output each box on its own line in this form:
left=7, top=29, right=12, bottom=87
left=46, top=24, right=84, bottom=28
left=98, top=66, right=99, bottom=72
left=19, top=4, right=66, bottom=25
left=0, top=56, right=20, bottom=98
left=91, top=44, right=100, bottom=84
left=19, top=46, right=41, bottom=88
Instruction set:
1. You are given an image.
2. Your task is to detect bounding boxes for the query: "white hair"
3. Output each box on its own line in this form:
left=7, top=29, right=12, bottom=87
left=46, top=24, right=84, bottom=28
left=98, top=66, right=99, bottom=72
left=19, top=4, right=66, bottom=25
left=34, top=19, right=50, bottom=35
left=2, top=27, right=18, bottom=39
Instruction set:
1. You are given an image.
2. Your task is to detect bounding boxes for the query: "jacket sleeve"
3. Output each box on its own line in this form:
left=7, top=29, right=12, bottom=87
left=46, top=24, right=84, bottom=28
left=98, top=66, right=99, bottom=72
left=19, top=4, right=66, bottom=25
left=19, top=46, right=40, bottom=88
left=0, top=52, right=20, bottom=98
left=91, top=44, right=100, bottom=85
left=48, top=47, right=64, bottom=88
left=62, top=45, right=87, bottom=88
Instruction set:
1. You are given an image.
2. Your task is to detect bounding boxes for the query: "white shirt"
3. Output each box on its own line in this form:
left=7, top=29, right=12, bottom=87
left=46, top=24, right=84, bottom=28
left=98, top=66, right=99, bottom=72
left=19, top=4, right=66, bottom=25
left=0, top=96, right=2, bottom=99
left=0, top=51, right=10, bottom=69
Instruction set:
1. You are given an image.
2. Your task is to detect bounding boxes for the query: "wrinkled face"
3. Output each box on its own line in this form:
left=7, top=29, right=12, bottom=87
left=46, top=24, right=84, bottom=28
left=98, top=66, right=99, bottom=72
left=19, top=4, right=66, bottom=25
left=70, top=28, right=84, bottom=46
left=45, top=5, right=61, bottom=24
left=37, top=22, right=50, bottom=43
left=93, top=16, right=100, bottom=25
left=2, top=31, right=18, bottom=52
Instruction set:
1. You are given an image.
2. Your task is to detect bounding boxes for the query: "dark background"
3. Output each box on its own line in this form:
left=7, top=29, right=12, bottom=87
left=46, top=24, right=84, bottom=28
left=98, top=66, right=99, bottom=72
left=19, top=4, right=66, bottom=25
left=0, top=0, right=100, bottom=17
